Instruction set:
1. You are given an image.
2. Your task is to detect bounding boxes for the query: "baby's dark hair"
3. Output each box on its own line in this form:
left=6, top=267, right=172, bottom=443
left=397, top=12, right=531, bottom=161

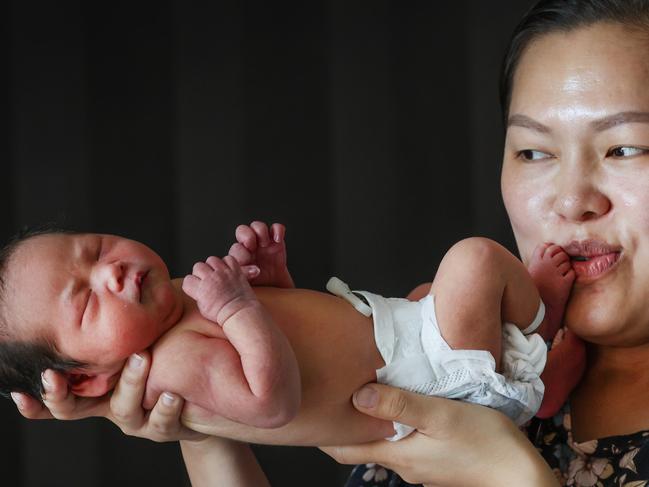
left=500, top=0, right=649, bottom=123
left=0, top=225, right=85, bottom=402
left=0, top=340, right=83, bottom=402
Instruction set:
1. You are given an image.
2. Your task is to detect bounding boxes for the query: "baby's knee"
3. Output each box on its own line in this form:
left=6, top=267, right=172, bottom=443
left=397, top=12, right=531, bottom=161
left=442, top=237, right=510, bottom=276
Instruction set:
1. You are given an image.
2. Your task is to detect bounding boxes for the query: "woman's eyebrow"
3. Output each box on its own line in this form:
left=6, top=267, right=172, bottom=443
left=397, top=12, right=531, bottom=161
left=508, top=112, right=649, bottom=134
left=506, top=114, right=551, bottom=134
left=591, top=111, right=649, bottom=132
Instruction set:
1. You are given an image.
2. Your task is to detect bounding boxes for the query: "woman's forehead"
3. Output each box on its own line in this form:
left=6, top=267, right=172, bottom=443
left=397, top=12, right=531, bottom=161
left=510, top=23, right=649, bottom=119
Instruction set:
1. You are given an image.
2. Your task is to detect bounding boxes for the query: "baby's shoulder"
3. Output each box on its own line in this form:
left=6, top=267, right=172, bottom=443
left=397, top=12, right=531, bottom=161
left=152, top=313, right=224, bottom=361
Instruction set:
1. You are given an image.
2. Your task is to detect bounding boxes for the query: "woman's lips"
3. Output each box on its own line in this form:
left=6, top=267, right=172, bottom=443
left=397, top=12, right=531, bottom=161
left=563, top=240, right=623, bottom=283
left=570, top=252, right=621, bottom=281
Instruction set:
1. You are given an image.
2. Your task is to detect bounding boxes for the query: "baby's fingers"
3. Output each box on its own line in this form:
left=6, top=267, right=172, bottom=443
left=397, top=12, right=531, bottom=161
left=270, top=223, right=286, bottom=244
left=235, top=225, right=258, bottom=253
left=250, top=221, right=271, bottom=247
left=182, top=275, right=201, bottom=297
left=241, top=265, right=261, bottom=280
left=229, top=242, right=253, bottom=265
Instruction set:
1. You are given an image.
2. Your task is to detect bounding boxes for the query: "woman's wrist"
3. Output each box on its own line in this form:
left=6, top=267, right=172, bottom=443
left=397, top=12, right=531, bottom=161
left=487, top=426, right=558, bottom=487
left=180, top=437, right=270, bottom=487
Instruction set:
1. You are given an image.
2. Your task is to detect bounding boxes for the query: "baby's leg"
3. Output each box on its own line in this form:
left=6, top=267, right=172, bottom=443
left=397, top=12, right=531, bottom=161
left=431, top=238, right=550, bottom=369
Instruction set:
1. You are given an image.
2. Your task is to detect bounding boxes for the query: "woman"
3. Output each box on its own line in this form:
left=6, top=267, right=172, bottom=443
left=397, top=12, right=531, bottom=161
left=12, top=0, right=649, bottom=485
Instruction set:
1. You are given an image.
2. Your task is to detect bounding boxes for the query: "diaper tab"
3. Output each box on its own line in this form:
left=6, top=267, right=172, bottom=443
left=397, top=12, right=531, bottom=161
left=326, top=277, right=373, bottom=317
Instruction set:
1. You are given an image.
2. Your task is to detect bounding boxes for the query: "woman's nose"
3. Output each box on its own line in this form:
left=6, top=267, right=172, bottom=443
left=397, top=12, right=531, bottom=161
left=552, top=164, right=611, bottom=222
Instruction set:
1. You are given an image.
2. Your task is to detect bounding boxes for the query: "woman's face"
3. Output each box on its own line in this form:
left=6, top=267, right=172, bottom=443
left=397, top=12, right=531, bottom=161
left=501, top=23, right=649, bottom=346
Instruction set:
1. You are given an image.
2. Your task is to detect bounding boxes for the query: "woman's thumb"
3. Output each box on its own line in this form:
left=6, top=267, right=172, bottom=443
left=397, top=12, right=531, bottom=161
left=353, top=384, right=412, bottom=424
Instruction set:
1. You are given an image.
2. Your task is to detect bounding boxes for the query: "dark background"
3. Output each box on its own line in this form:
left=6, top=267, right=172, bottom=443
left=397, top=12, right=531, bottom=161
left=1, top=1, right=534, bottom=485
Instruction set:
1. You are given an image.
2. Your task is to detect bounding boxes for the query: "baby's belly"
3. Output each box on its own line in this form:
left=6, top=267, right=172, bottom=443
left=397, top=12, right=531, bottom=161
left=182, top=287, right=394, bottom=445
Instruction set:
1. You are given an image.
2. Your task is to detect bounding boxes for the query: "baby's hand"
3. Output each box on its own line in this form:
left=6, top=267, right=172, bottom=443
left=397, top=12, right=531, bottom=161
left=183, top=255, right=260, bottom=325
left=228, top=221, right=295, bottom=288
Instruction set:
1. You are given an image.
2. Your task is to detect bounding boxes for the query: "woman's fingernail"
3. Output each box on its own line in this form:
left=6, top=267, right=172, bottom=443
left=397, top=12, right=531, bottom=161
left=247, top=265, right=260, bottom=277
left=354, top=386, right=378, bottom=408
left=41, top=371, right=52, bottom=393
left=10, top=392, right=25, bottom=410
left=161, top=392, right=177, bottom=406
left=128, top=353, right=144, bottom=370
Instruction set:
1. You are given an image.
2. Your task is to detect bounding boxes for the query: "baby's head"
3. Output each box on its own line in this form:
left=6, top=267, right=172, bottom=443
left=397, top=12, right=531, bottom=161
left=0, top=228, right=184, bottom=402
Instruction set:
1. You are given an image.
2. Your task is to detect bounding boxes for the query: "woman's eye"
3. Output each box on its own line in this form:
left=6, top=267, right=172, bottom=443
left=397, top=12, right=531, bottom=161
left=516, top=149, right=552, bottom=162
left=607, top=146, right=648, bottom=158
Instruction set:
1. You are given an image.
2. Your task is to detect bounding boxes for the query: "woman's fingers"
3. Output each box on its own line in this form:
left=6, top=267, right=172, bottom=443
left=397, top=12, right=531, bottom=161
left=323, top=384, right=555, bottom=487
left=108, top=351, right=207, bottom=442
left=109, top=353, right=150, bottom=431
left=144, top=392, right=206, bottom=442
left=11, top=392, right=53, bottom=419
left=320, top=438, right=400, bottom=469
left=41, top=369, right=83, bottom=420
left=351, top=384, right=455, bottom=435
left=24, top=369, right=110, bottom=420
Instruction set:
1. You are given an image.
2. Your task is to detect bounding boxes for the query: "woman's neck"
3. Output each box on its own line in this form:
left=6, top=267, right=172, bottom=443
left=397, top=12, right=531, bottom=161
left=587, top=340, right=649, bottom=375
left=571, top=340, right=649, bottom=441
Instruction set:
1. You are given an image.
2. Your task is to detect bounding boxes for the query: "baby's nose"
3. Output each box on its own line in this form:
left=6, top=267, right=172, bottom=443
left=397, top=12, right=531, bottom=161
left=102, top=262, right=125, bottom=293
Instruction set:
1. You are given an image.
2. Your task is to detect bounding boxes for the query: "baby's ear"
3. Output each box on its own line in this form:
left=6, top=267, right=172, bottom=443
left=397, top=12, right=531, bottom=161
left=66, top=371, right=117, bottom=397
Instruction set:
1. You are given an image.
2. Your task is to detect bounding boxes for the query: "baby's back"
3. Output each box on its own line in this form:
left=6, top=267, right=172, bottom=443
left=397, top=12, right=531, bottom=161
left=148, top=285, right=394, bottom=446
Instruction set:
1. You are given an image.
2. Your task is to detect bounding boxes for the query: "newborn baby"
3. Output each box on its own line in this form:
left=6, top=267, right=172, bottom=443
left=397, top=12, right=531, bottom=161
left=0, top=223, right=582, bottom=445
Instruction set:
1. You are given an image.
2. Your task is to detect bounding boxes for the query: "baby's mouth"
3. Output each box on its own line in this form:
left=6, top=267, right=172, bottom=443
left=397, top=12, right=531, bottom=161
left=135, top=271, right=148, bottom=302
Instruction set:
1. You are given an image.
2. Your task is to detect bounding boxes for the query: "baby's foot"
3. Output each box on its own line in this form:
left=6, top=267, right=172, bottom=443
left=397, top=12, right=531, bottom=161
left=527, top=243, right=575, bottom=339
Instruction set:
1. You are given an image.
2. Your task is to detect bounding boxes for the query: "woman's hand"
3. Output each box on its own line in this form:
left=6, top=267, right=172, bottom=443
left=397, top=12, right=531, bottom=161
left=321, top=384, right=559, bottom=487
left=11, top=351, right=205, bottom=442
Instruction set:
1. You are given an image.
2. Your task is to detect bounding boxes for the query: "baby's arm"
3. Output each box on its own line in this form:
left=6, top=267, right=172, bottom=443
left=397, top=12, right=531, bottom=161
left=228, top=221, right=295, bottom=288
left=181, top=255, right=300, bottom=427
left=536, top=328, right=586, bottom=418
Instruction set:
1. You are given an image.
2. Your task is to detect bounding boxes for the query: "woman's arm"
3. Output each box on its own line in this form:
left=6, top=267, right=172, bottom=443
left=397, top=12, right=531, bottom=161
left=321, top=383, right=559, bottom=487
left=181, top=437, right=270, bottom=487
left=13, top=352, right=271, bottom=485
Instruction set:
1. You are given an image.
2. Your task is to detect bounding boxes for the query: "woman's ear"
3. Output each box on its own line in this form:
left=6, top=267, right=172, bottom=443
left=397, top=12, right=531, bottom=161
left=66, top=371, right=118, bottom=397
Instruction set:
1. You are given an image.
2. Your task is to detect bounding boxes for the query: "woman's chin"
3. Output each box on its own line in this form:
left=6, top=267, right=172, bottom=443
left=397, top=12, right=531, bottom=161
left=563, top=292, right=627, bottom=345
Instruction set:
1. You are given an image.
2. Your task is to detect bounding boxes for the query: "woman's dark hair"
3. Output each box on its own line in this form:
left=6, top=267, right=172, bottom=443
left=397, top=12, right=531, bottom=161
left=0, top=225, right=85, bottom=402
left=500, top=0, right=649, bottom=123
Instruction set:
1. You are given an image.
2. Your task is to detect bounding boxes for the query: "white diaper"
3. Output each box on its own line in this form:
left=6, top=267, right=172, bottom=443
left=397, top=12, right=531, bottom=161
left=326, top=278, right=547, bottom=441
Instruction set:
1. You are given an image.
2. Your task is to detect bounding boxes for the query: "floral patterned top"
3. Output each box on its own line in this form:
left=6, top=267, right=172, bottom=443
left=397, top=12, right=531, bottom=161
left=528, top=404, right=649, bottom=486
left=344, top=405, right=649, bottom=487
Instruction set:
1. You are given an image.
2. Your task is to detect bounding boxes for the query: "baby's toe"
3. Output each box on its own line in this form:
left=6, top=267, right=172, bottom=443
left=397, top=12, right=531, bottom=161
left=558, top=261, right=572, bottom=275
left=545, top=244, right=565, bottom=259
left=532, top=243, right=551, bottom=261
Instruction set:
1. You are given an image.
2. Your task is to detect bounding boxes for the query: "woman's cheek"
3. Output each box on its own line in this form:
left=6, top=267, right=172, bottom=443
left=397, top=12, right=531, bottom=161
left=503, top=180, right=547, bottom=261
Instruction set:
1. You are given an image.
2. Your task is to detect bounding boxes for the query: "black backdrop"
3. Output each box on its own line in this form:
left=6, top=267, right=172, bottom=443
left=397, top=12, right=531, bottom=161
left=1, top=1, right=534, bottom=485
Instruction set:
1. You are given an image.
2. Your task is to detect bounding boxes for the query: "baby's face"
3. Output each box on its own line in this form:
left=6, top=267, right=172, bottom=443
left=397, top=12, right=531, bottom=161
left=5, top=233, right=183, bottom=378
